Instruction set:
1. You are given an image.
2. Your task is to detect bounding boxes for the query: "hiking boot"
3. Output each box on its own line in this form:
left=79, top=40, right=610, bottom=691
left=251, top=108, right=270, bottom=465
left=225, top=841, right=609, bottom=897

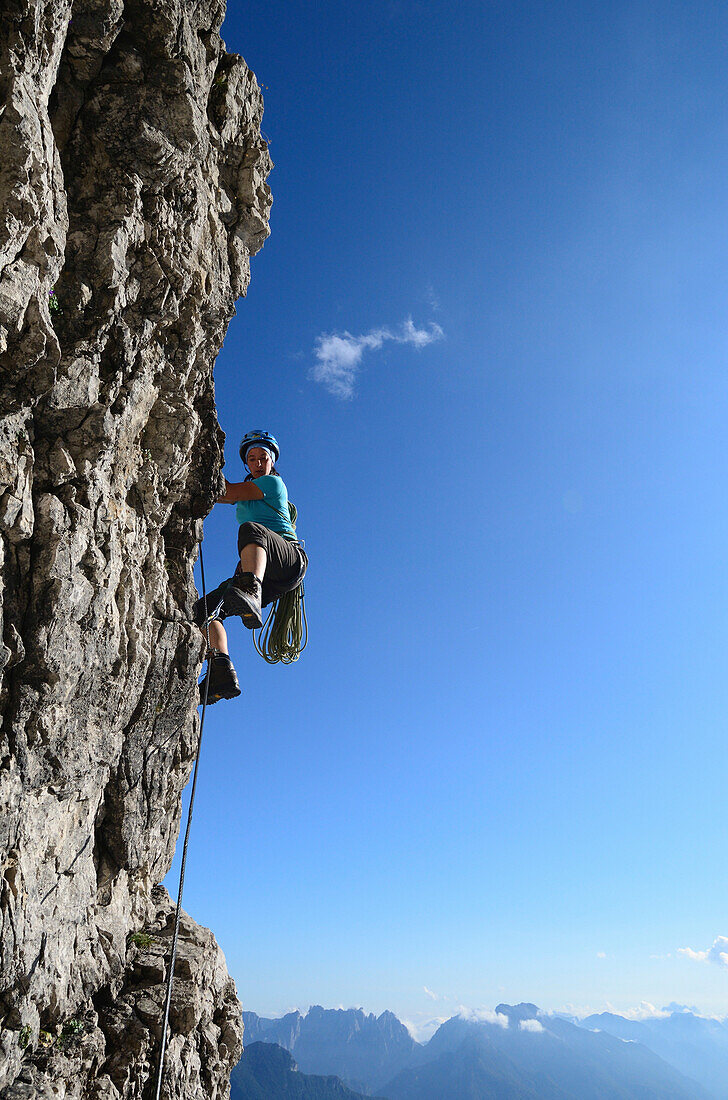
left=222, top=572, right=263, bottom=630
left=199, top=651, right=241, bottom=706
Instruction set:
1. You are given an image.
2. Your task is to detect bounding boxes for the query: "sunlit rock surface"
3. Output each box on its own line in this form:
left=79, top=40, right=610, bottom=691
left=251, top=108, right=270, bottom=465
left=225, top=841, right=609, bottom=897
left=0, top=0, right=271, bottom=1093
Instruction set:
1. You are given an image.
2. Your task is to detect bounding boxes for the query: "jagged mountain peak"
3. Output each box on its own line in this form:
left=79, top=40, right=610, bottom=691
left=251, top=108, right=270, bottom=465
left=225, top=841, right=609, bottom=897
left=242, top=1006, right=418, bottom=1094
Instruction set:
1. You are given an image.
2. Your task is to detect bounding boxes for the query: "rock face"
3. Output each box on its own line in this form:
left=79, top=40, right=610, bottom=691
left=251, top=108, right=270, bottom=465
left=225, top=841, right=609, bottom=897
left=5, top=888, right=244, bottom=1099
left=0, top=0, right=271, bottom=1094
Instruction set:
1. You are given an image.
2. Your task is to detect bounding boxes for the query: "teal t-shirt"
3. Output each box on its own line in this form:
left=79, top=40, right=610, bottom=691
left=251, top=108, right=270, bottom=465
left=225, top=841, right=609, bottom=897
left=235, top=475, right=297, bottom=540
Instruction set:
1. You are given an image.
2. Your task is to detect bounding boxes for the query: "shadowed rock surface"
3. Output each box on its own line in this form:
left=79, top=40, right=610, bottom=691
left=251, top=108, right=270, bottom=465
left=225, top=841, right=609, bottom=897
left=230, top=1043, right=384, bottom=1100
left=0, top=0, right=271, bottom=1094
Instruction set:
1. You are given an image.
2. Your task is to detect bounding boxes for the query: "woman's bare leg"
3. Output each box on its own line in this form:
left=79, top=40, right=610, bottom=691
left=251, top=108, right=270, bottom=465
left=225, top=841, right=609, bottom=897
left=198, top=619, right=228, bottom=655
left=240, top=544, right=267, bottom=579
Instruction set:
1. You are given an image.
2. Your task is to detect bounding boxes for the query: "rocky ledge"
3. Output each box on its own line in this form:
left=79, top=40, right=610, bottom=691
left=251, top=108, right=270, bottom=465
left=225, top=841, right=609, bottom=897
left=4, top=888, right=243, bottom=1099
left=0, top=0, right=271, bottom=1094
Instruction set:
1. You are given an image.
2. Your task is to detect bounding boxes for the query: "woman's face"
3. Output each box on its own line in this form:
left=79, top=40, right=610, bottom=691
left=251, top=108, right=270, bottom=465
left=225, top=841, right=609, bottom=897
left=246, top=447, right=274, bottom=478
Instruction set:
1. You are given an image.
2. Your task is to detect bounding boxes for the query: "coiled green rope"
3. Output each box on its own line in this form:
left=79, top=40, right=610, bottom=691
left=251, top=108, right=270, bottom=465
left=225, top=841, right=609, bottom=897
left=254, top=582, right=307, bottom=664
left=248, top=499, right=308, bottom=663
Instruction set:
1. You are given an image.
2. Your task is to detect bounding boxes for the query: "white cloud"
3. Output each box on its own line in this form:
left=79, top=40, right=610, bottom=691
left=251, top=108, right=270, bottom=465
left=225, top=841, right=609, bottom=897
left=519, top=1019, right=544, bottom=1033
left=678, top=935, right=728, bottom=967
left=310, top=318, right=444, bottom=398
left=596, top=952, right=606, bottom=959
left=621, top=1002, right=671, bottom=1021
left=575, top=1002, right=722, bottom=1024
left=457, top=1007, right=509, bottom=1029
left=423, top=987, right=438, bottom=1001
left=404, top=1016, right=449, bottom=1042
left=399, top=317, right=440, bottom=349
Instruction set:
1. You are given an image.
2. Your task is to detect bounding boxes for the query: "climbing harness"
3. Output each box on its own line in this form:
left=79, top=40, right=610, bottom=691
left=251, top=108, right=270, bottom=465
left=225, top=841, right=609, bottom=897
left=154, top=541, right=211, bottom=1100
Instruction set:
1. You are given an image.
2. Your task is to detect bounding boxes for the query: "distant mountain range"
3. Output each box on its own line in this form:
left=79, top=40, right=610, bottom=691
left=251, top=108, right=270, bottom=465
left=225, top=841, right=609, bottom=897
left=581, top=1010, right=728, bottom=1098
left=242, top=1005, right=417, bottom=1094
left=238, top=1002, right=720, bottom=1099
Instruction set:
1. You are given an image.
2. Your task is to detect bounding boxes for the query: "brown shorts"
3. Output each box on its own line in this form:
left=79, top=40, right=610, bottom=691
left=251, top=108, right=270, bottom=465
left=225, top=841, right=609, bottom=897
left=236, top=522, right=308, bottom=606
left=193, top=522, right=307, bottom=626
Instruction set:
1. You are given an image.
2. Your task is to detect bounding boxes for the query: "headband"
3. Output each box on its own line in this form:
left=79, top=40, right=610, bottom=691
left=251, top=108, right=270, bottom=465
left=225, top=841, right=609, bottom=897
left=244, top=444, right=275, bottom=465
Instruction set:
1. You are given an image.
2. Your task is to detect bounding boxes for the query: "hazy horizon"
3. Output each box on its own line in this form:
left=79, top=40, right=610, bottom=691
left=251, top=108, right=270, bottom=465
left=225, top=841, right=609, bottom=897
left=241, top=997, right=728, bottom=1044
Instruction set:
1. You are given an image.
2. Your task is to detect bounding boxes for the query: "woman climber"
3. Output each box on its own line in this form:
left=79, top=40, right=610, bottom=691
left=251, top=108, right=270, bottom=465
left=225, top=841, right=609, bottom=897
left=193, top=430, right=308, bottom=704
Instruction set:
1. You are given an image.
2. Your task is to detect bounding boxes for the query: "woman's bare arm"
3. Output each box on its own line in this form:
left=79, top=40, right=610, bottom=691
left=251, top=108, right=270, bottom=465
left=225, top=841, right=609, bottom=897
left=218, top=479, right=264, bottom=503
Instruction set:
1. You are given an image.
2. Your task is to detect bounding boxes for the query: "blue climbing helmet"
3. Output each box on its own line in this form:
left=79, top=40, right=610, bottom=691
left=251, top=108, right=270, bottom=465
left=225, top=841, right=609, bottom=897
left=239, top=430, right=280, bottom=465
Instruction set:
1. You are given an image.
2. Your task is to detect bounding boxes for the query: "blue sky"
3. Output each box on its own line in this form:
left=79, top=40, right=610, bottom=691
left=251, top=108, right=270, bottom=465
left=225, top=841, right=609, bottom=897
left=166, top=0, right=728, bottom=1034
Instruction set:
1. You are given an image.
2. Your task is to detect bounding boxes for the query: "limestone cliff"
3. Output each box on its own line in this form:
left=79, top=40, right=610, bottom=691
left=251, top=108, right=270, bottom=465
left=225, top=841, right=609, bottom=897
left=0, top=0, right=272, bottom=1094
